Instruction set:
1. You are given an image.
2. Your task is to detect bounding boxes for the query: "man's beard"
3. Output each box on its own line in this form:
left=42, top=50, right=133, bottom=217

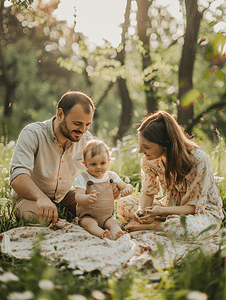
left=59, top=119, right=82, bottom=142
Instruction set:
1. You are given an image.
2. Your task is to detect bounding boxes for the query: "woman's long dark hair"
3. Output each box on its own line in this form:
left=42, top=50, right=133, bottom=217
left=138, top=111, right=200, bottom=187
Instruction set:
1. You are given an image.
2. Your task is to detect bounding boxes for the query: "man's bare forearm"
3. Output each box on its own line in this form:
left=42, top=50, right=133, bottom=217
left=11, top=174, right=48, bottom=201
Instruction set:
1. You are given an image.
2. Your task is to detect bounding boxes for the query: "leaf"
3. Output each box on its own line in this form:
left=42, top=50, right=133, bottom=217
left=180, top=88, right=204, bottom=109
left=215, top=70, right=226, bottom=82
left=203, top=70, right=212, bottom=78
left=205, top=33, right=226, bottom=62
left=209, top=21, right=217, bottom=27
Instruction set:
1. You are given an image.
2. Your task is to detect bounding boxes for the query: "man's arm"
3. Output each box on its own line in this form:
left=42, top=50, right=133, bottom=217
left=11, top=174, right=58, bottom=225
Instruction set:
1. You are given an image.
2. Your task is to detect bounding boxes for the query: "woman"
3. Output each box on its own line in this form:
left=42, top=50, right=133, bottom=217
left=117, top=111, right=224, bottom=240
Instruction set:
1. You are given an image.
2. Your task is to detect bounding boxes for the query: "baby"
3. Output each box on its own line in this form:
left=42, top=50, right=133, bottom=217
left=75, top=139, right=134, bottom=240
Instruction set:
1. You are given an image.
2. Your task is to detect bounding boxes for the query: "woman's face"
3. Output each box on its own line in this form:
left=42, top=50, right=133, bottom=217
left=138, top=132, right=165, bottom=160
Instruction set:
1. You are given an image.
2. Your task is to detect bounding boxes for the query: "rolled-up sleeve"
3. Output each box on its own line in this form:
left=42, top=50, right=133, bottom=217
left=181, top=154, right=213, bottom=213
left=140, top=158, right=161, bottom=196
left=10, top=129, right=38, bottom=183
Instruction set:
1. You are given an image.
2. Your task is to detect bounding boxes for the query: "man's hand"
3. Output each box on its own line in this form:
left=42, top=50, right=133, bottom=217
left=36, top=197, right=58, bottom=226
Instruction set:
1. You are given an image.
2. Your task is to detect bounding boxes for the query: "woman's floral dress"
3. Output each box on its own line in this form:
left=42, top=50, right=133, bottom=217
left=117, top=148, right=224, bottom=240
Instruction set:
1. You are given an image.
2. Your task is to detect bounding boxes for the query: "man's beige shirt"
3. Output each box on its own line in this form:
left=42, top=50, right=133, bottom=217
left=10, top=117, right=92, bottom=203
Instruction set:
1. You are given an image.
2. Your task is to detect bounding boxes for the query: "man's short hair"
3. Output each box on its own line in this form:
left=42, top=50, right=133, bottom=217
left=57, top=91, right=95, bottom=115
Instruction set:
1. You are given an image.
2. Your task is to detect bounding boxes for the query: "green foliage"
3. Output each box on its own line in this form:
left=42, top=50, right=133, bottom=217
left=0, top=136, right=226, bottom=299
left=180, top=88, right=204, bottom=109
left=0, top=233, right=111, bottom=300
left=109, top=135, right=141, bottom=189
left=164, top=247, right=225, bottom=300
left=205, top=32, right=226, bottom=62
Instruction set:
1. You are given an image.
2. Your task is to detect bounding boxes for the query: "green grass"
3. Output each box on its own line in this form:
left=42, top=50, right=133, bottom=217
left=1, top=134, right=226, bottom=299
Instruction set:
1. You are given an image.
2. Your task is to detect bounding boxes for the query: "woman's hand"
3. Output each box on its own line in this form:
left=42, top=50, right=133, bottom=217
left=134, top=208, right=145, bottom=221
left=138, top=206, right=163, bottom=224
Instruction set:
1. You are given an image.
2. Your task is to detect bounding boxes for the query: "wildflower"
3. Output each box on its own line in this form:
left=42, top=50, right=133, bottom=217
left=72, top=270, right=84, bottom=275
left=0, top=272, right=19, bottom=282
left=2, top=168, right=8, bottom=174
left=214, top=176, right=224, bottom=183
left=8, top=291, right=33, bottom=300
left=0, top=197, right=9, bottom=203
left=130, top=147, right=138, bottom=154
left=38, top=279, right=54, bottom=290
left=91, top=290, right=105, bottom=300
left=68, top=295, right=87, bottom=300
left=4, top=177, right=10, bottom=182
left=6, top=141, right=15, bottom=149
left=187, top=291, right=208, bottom=300
left=125, top=176, right=130, bottom=183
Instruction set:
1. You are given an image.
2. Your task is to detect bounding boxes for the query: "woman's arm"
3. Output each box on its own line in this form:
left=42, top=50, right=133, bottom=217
left=133, top=193, right=155, bottom=220
left=76, top=188, right=99, bottom=205
left=138, top=204, right=195, bottom=223
left=139, top=193, right=154, bottom=210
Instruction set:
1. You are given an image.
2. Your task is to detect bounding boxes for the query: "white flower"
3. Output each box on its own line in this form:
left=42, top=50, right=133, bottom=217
left=6, top=141, right=15, bottom=149
left=38, top=279, right=54, bottom=290
left=214, top=175, right=224, bottom=183
left=91, top=290, right=105, bottom=300
left=2, top=168, right=8, bottom=174
left=187, top=291, right=208, bottom=300
left=0, top=197, right=9, bottom=203
left=8, top=291, right=33, bottom=300
left=0, top=272, right=19, bottom=282
left=124, top=176, right=130, bottom=183
left=4, top=177, right=10, bottom=182
left=68, top=295, right=87, bottom=300
left=72, top=270, right=84, bottom=275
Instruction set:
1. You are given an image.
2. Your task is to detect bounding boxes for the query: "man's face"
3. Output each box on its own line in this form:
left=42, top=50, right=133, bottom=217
left=59, top=104, right=93, bottom=142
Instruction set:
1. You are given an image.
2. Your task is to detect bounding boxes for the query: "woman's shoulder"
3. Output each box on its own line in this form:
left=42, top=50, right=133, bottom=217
left=190, top=147, right=208, bottom=165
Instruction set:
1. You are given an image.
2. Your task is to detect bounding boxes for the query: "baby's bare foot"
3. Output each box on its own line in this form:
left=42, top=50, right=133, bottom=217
left=115, top=230, right=124, bottom=240
left=102, top=229, right=112, bottom=239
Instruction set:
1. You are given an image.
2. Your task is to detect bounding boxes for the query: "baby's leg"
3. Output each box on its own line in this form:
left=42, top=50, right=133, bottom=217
left=80, top=217, right=113, bottom=239
left=104, top=217, right=124, bottom=240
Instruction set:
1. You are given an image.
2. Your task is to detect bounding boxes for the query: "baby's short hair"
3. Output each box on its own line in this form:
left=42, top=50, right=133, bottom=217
left=83, top=139, right=110, bottom=161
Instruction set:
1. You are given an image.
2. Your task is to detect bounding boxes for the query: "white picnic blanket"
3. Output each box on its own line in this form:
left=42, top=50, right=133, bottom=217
left=1, top=220, right=226, bottom=276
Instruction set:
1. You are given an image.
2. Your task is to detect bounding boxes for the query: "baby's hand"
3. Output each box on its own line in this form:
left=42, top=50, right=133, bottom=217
left=88, top=190, right=99, bottom=203
left=120, top=185, right=134, bottom=197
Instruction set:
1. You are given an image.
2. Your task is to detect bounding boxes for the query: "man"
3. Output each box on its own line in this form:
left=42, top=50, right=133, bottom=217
left=10, top=91, right=95, bottom=226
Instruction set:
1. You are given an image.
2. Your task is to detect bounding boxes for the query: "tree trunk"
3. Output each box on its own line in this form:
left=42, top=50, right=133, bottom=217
left=0, top=1, right=18, bottom=117
left=113, top=0, right=133, bottom=144
left=113, top=77, right=132, bottom=144
left=177, top=0, right=202, bottom=131
left=137, top=0, right=157, bottom=113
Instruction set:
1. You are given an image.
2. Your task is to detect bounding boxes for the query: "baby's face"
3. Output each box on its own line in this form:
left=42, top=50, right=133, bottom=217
left=84, top=150, right=110, bottom=179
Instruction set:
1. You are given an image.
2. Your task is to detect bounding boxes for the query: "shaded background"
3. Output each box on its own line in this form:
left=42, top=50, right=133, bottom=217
left=0, top=0, right=226, bottom=145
